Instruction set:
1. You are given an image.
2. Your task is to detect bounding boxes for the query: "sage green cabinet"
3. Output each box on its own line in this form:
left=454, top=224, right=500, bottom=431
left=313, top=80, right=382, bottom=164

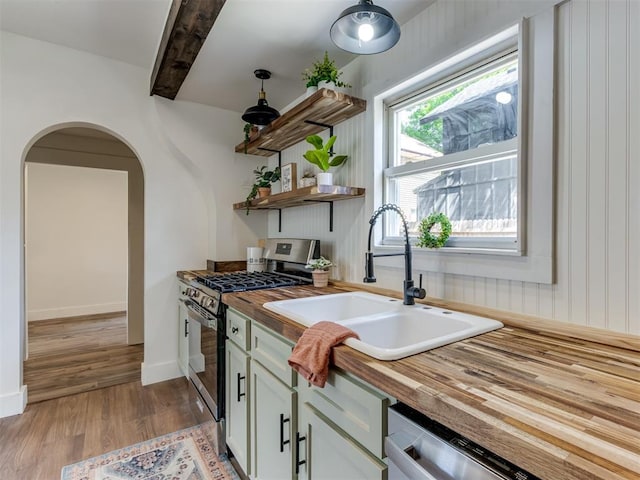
left=226, top=335, right=251, bottom=476
left=251, top=360, right=297, bottom=480
left=306, top=369, right=390, bottom=458
left=296, top=368, right=390, bottom=480
left=250, top=320, right=297, bottom=479
left=225, top=307, right=391, bottom=480
left=298, top=402, right=388, bottom=480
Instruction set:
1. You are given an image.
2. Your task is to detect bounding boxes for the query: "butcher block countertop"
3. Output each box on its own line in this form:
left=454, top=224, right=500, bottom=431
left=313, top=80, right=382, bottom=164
left=215, top=282, right=640, bottom=480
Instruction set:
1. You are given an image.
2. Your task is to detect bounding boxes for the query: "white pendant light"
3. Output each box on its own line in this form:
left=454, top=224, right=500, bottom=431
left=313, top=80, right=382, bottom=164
left=330, top=0, right=400, bottom=55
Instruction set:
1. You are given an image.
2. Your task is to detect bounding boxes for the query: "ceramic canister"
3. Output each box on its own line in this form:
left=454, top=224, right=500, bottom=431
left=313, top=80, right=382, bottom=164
left=247, top=247, right=265, bottom=272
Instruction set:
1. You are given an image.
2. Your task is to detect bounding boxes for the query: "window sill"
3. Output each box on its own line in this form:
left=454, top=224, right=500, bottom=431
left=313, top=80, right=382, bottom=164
left=421, top=246, right=521, bottom=256
left=373, top=244, right=553, bottom=284
left=381, top=238, right=520, bottom=255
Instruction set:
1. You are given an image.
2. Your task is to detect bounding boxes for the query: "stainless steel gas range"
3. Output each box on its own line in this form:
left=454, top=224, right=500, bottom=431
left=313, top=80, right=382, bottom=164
left=179, top=239, right=320, bottom=452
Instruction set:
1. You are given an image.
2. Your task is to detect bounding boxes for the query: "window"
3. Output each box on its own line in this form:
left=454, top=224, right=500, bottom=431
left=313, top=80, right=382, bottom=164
left=374, top=12, right=555, bottom=284
left=384, top=52, right=522, bottom=251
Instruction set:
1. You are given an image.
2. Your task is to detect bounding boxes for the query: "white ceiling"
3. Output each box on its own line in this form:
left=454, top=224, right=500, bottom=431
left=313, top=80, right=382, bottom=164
left=0, top=0, right=432, bottom=113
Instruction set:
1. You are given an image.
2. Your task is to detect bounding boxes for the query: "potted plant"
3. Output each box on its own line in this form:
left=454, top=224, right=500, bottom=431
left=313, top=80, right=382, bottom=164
left=245, top=166, right=280, bottom=214
left=302, top=51, right=351, bottom=95
left=299, top=170, right=316, bottom=188
left=305, top=256, right=333, bottom=287
left=302, top=134, right=348, bottom=185
left=243, top=123, right=259, bottom=153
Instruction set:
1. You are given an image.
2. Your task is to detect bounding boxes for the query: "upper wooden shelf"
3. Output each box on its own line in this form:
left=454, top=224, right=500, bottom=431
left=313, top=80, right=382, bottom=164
left=235, top=88, right=367, bottom=157
left=233, top=185, right=365, bottom=211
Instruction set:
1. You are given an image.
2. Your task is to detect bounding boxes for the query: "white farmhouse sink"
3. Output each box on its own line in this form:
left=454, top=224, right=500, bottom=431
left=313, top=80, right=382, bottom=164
left=263, top=292, right=503, bottom=361
left=263, top=291, right=401, bottom=325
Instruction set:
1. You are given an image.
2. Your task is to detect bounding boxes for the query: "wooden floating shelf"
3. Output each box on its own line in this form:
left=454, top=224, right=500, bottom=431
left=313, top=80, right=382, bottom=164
left=233, top=185, right=366, bottom=211
left=235, top=89, right=367, bottom=157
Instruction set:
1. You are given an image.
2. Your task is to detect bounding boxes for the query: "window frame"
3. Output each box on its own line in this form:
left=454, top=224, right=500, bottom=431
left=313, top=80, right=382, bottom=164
left=383, top=43, right=524, bottom=253
left=371, top=11, right=556, bottom=284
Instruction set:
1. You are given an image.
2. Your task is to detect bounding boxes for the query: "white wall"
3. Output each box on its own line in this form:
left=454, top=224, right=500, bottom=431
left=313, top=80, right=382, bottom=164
left=267, top=0, right=640, bottom=335
left=25, top=163, right=128, bottom=321
left=0, top=31, right=264, bottom=417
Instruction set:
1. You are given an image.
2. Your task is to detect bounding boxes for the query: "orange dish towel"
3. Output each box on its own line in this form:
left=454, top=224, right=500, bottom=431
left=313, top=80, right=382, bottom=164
left=288, top=321, right=359, bottom=388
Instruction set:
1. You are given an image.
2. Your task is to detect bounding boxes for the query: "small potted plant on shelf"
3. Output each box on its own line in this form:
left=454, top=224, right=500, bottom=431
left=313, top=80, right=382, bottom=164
left=245, top=166, right=280, bottom=214
left=301, top=51, right=351, bottom=96
left=305, top=256, right=333, bottom=287
left=299, top=170, right=317, bottom=188
left=243, top=123, right=260, bottom=153
left=302, top=134, right=348, bottom=185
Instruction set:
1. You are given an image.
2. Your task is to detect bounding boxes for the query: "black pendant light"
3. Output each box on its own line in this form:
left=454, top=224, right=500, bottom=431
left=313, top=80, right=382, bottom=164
left=330, top=0, right=400, bottom=55
left=242, top=69, right=280, bottom=126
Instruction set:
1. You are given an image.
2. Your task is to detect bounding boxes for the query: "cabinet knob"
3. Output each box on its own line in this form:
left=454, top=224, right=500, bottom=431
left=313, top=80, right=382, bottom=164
left=232, top=326, right=239, bottom=334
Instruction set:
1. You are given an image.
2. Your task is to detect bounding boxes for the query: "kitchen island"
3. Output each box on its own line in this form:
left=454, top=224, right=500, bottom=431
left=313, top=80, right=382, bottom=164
left=220, top=282, right=640, bottom=480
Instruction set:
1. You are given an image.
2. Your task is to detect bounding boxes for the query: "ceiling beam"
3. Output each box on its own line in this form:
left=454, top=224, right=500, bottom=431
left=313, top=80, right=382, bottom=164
left=150, top=0, right=226, bottom=100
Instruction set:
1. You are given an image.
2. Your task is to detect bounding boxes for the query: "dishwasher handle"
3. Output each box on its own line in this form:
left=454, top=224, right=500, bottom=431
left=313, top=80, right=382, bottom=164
left=385, top=431, right=442, bottom=480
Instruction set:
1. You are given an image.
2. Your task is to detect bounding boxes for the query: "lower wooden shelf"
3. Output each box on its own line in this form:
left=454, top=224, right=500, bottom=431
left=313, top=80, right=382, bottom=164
left=233, top=185, right=365, bottom=211
left=233, top=185, right=366, bottom=232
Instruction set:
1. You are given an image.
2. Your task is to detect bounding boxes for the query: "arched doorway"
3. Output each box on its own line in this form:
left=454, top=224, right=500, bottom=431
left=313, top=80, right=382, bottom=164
left=23, top=126, right=144, bottom=403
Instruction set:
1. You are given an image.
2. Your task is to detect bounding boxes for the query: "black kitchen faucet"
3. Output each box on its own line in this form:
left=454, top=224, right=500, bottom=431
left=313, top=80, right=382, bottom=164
left=364, top=203, right=426, bottom=305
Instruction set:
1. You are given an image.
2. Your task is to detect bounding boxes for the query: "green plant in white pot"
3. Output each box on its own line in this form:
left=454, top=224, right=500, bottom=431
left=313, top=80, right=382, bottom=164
left=302, top=134, right=348, bottom=186
left=305, top=256, right=334, bottom=287
left=301, top=51, right=351, bottom=94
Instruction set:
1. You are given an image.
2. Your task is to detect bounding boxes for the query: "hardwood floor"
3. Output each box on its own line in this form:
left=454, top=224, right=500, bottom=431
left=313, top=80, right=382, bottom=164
left=24, top=313, right=144, bottom=403
left=0, top=378, right=202, bottom=480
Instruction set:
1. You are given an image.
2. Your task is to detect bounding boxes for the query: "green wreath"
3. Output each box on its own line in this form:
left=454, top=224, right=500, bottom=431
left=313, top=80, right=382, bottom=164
left=416, top=212, right=451, bottom=248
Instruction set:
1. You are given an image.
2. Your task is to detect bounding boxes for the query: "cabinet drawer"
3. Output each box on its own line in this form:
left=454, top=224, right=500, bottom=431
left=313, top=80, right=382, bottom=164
left=309, top=368, right=390, bottom=458
left=251, top=321, right=296, bottom=388
left=227, top=308, right=251, bottom=351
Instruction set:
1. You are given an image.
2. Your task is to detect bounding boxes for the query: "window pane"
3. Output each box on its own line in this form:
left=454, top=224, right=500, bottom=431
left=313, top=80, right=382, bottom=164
left=386, top=156, right=517, bottom=239
left=395, top=58, right=518, bottom=166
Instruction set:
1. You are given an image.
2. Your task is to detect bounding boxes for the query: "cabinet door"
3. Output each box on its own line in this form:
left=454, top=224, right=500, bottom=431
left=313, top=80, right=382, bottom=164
left=177, top=302, right=189, bottom=376
left=226, top=340, right=250, bottom=477
left=252, top=360, right=296, bottom=480
left=298, top=402, right=387, bottom=480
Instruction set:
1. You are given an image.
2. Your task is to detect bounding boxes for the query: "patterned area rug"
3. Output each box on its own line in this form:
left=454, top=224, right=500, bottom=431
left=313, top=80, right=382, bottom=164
left=61, top=422, right=238, bottom=480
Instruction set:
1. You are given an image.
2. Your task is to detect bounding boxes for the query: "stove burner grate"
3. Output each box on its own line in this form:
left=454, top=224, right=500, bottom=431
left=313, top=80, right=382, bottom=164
left=197, top=271, right=304, bottom=293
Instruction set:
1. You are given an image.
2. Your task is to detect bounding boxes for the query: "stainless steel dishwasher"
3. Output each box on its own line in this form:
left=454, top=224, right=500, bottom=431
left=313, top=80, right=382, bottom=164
left=387, top=403, right=541, bottom=480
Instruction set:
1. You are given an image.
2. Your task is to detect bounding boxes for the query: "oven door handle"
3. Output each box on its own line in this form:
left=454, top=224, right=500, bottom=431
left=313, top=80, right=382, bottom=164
left=180, top=298, right=216, bottom=329
left=385, top=431, right=441, bottom=480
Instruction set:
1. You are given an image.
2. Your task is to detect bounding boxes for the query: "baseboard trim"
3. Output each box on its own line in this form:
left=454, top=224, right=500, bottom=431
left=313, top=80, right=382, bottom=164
left=28, top=302, right=127, bottom=321
left=0, top=385, right=27, bottom=418
left=141, top=360, right=183, bottom=386
left=28, top=311, right=127, bottom=326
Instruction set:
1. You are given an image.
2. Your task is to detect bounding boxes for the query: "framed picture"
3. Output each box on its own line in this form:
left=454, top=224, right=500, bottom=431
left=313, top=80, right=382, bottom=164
left=281, top=163, right=297, bottom=193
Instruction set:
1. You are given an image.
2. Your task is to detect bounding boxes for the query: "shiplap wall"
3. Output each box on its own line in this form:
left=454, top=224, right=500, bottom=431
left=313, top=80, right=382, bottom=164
left=556, top=0, right=639, bottom=333
left=268, top=0, right=639, bottom=335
